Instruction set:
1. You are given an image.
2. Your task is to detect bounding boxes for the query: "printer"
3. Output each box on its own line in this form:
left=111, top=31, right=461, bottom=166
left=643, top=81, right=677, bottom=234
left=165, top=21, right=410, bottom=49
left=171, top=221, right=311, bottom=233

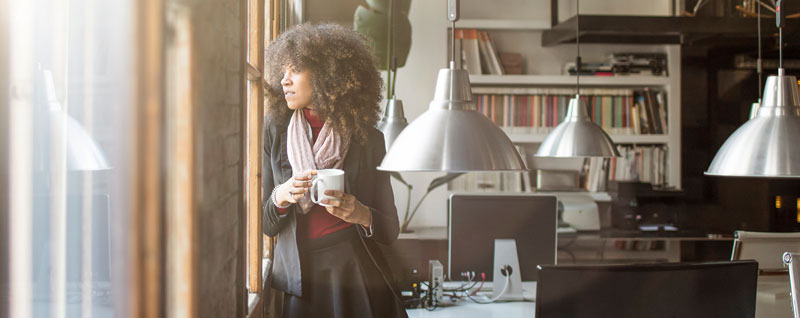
left=556, top=194, right=600, bottom=231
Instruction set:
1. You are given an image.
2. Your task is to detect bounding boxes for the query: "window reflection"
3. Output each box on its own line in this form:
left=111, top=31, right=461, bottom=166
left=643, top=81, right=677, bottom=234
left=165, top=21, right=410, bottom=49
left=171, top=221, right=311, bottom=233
left=6, top=0, right=132, bottom=316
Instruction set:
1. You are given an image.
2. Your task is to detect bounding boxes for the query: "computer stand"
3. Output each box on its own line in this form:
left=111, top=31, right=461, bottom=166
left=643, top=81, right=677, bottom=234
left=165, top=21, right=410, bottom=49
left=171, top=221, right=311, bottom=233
left=492, top=239, right=524, bottom=301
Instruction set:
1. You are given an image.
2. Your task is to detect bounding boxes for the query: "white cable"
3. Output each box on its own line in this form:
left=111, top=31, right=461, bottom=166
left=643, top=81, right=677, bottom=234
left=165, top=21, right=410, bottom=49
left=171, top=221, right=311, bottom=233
left=468, top=274, right=511, bottom=304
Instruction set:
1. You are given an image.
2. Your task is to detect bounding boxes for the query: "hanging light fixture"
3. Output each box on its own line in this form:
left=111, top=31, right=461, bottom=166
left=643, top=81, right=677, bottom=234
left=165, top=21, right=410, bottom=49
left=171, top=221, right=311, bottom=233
left=376, top=0, right=409, bottom=151
left=535, top=0, right=620, bottom=158
left=706, top=0, right=800, bottom=178
left=378, top=0, right=526, bottom=172
left=377, top=99, right=408, bottom=151
left=43, top=69, right=110, bottom=171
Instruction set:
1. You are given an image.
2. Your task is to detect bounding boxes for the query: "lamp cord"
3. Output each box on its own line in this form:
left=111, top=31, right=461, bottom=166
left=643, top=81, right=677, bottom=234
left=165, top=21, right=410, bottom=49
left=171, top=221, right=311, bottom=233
left=390, top=0, right=397, bottom=98
left=575, top=0, right=581, bottom=96
left=451, top=21, right=456, bottom=68
left=757, top=1, right=762, bottom=101
left=778, top=0, right=784, bottom=70
left=451, top=20, right=456, bottom=102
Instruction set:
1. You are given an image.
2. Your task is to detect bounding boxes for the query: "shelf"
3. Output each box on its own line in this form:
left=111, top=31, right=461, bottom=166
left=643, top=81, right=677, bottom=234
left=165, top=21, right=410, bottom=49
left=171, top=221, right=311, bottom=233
left=542, top=15, right=798, bottom=47
left=506, top=132, right=670, bottom=144
left=457, top=19, right=550, bottom=30
left=470, top=74, right=670, bottom=86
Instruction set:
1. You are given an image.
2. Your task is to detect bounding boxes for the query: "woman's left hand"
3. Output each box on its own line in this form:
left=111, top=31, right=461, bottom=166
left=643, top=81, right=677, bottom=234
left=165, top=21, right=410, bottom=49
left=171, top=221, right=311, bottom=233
left=322, top=190, right=372, bottom=228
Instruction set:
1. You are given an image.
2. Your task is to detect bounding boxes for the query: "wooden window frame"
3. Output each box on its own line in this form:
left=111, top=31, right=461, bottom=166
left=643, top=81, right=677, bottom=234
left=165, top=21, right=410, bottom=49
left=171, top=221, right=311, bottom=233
left=245, top=0, right=266, bottom=295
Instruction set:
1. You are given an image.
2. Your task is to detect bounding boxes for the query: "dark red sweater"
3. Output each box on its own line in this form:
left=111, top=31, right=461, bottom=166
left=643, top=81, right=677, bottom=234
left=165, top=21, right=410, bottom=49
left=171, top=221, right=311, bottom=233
left=277, top=108, right=352, bottom=239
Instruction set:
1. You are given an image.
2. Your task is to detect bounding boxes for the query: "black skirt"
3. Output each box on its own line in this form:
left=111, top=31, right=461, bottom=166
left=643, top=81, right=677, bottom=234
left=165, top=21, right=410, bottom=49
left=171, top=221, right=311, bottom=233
left=283, top=227, right=408, bottom=318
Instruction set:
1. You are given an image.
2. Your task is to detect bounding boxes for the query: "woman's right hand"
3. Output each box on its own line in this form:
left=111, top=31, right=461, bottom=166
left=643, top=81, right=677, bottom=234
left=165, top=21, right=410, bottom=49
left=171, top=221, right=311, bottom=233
left=275, top=170, right=317, bottom=206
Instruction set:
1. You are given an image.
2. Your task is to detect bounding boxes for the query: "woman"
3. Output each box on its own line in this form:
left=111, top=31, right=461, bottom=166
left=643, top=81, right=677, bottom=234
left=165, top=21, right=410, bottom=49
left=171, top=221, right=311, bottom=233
left=262, top=23, right=407, bottom=318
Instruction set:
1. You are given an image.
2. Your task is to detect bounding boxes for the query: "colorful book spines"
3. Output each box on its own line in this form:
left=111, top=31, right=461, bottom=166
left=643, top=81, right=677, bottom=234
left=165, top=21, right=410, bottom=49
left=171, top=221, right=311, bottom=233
left=473, top=92, right=650, bottom=134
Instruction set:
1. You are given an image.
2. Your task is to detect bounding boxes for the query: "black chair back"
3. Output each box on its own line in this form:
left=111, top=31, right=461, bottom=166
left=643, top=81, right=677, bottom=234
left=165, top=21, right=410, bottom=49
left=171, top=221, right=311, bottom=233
left=536, top=260, right=758, bottom=318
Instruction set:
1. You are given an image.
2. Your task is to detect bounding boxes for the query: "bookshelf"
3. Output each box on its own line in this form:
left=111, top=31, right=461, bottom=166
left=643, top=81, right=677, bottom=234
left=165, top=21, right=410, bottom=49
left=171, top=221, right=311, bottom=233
left=457, top=19, right=550, bottom=31
left=503, top=131, right=669, bottom=144
left=449, top=9, right=682, bottom=191
left=470, top=74, right=671, bottom=86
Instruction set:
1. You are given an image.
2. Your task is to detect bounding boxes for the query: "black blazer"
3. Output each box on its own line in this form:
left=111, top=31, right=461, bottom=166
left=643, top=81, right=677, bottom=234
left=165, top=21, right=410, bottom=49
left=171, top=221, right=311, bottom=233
left=262, top=117, right=400, bottom=296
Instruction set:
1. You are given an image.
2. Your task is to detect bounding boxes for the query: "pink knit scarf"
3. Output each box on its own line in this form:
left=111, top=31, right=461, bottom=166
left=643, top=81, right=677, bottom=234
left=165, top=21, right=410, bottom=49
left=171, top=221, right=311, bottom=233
left=286, top=109, right=351, bottom=214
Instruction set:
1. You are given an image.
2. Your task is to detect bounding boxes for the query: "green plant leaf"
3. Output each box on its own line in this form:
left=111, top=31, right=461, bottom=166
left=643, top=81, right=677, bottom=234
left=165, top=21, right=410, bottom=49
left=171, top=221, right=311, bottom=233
left=427, top=173, right=464, bottom=192
left=367, top=0, right=411, bottom=16
left=353, top=3, right=412, bottom=70
left=390, top=171, right=409, bottom=186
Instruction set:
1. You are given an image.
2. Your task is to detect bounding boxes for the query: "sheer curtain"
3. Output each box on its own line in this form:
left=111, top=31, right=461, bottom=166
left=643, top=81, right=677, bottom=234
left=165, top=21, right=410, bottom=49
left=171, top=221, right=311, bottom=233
left=5, top=0, right=134, bottom=317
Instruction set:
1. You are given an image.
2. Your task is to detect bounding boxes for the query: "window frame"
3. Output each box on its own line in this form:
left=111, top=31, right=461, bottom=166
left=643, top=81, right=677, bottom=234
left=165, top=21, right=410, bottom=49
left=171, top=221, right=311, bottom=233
left=245, top=0, right=267, bottom=295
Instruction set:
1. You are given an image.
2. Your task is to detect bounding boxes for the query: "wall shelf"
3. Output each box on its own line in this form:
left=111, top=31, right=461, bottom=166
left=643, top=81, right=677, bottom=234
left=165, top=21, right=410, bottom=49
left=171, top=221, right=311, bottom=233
left=505, top=132, right=670, bottom=144
left=470, top=74, right=670, bottom=86
left=457, top=19, right=550, bottom=30
left=542, top=15, right=797, bottom=47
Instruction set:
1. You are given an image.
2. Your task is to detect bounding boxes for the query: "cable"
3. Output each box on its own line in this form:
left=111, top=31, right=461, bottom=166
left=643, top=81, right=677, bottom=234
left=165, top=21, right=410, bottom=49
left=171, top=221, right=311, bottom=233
left=575, top=0, right=581, bottom=96
left=466, top=274, right=511, bottom=304
left=470, top=272, right=486, bottom=296
left=356, top=230, right=406, bottom=312
left=419, top=281, right=440, bottom=311
left=558, top=235, right=577, bottom=249
left=443, top=271, right=476, bottom=291
left=559, top=248, right=577, bottom=263
left=757, top=0, right=762, bottom=102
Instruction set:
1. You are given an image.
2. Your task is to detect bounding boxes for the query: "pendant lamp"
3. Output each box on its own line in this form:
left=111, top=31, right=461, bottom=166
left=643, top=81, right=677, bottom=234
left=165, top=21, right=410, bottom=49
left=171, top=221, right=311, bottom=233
left=706, top=1, right=800, bottom=178
left=376, top=0, right=409, bottom=151
left=377, top=98, right=408, bottom=151
left=378, top=0, right=526, bottom=172
left=535, top=0, right=620, bottom=158
left=43, top=69, right=110, bottom=171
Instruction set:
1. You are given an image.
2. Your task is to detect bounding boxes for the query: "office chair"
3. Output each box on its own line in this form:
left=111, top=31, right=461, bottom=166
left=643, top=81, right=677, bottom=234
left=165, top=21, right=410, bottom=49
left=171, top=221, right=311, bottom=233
left=536, top=261, right=758, bottom=318
left=784, top=252, right=800, bottom=318
left=731, top=230, right=800, bottom=274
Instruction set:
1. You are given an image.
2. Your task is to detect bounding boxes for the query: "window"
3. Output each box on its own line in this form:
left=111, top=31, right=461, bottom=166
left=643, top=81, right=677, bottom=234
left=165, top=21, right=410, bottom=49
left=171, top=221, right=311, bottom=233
left=4, top=0, right=138, bottom=316
left=245, top=0, right=294, bottom=305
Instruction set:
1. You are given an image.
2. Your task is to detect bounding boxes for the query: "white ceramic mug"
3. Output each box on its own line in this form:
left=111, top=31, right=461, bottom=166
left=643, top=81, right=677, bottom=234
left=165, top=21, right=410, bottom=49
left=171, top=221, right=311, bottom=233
left=310, top=168, right=345, bottom=206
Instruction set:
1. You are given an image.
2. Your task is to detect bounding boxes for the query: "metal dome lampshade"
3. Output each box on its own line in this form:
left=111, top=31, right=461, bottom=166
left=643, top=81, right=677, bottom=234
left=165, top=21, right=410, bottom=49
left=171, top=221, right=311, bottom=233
left=377, top=98, right=408, bottom=151
left=42, top=69, right=110, bottom=171
left=535, top=95, right=620, bottom=158
left=50, top=109, right=111, bottom=171
left=706, top=2, right=800, bottom=178
left=378, top=64, right=526, bottom=172
left=535, top=0, right=619, bottom=158
left=705, top=69, right=800, bottom=177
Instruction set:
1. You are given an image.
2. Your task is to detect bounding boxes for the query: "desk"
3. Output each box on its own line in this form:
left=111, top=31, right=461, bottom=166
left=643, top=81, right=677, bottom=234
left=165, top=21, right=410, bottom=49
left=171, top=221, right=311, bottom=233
left=407, top=301, right=533, bottom=318
left=407, top=275, right=794, bottom=318
left=388, top=227, right=734, bottom=280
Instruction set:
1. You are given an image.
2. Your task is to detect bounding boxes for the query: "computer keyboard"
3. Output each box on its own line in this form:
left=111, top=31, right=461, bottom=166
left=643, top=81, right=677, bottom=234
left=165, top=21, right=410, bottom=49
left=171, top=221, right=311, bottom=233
left=557, top=226, right=577, bottom=234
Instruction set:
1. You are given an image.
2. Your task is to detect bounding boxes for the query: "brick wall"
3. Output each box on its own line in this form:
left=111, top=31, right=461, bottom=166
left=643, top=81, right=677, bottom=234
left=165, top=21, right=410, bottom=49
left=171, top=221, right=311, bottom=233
left=189, top=0, right=246, bottom=316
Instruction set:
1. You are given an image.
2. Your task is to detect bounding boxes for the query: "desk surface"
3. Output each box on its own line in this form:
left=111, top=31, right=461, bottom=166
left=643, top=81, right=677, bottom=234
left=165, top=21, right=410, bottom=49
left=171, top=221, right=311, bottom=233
left=401, top=226, right=734, bottom=242
left=408, top=301, right=534, bottom=318
left=408, top=275, right=792, bottom=318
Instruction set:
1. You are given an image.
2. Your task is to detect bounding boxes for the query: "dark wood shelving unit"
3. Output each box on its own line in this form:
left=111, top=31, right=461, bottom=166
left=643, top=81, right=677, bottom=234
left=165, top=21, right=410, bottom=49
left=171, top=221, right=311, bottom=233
left=542, top=15, right=795, bottom=47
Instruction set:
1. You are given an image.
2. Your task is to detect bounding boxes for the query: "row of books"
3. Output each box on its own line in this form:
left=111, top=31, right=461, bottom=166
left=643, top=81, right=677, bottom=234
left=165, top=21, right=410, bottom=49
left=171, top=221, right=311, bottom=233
left=581, top=145, right=669, bottom=192
left=610, top=145, right=668, bottom=186
left=472, top=87, right=668, bottom=135
left=454, top=29, right=504, bottom=75
left=448, top=144, right=669, bottom=193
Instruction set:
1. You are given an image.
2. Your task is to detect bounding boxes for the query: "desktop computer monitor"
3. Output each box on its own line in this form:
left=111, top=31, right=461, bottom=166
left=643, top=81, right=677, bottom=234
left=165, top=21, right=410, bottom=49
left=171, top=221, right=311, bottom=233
left=448, top=194, right=557, bottom=281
